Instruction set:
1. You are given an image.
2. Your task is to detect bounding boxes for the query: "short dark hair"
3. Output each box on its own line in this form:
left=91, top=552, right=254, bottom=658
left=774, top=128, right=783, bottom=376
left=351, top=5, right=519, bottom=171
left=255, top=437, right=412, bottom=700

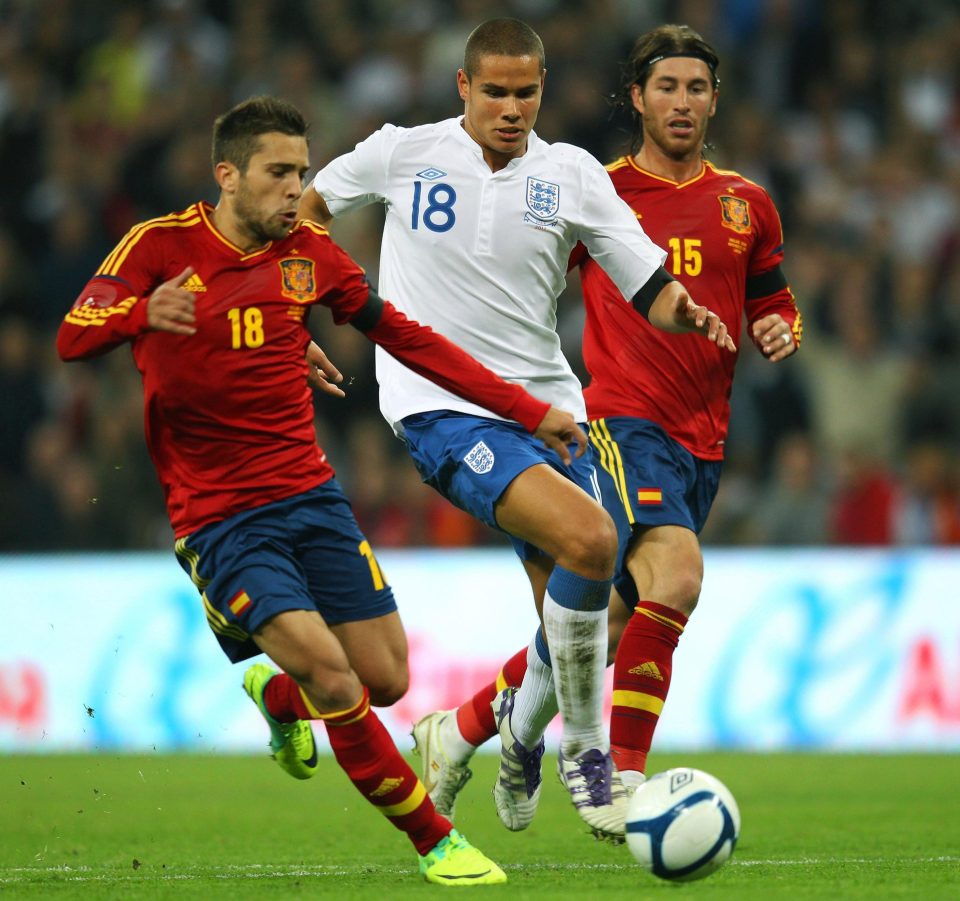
left=463, top=17, right=545, bottom=79
left=615, top=24, right=720, bottom=156
left=211, top=95, right=308, bottom=172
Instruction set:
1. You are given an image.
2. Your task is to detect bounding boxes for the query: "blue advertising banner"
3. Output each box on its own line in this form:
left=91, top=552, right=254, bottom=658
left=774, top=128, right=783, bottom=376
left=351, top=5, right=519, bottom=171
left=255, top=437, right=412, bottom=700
left=2, top=549, right=958, bottom=752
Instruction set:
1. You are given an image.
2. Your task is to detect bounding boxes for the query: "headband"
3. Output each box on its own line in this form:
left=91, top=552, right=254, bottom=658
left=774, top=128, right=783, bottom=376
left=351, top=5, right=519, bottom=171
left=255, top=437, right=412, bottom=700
left=638, top=52, right=719, bottom=87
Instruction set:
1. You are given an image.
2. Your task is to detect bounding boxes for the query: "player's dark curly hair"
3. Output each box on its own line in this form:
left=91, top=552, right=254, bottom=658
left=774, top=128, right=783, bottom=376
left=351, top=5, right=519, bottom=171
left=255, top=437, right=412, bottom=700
left=613, top=24, right=720, bottom=157
left=211, top=95, right=308, bottom=172
left=463, top=17, right=545, bottom=78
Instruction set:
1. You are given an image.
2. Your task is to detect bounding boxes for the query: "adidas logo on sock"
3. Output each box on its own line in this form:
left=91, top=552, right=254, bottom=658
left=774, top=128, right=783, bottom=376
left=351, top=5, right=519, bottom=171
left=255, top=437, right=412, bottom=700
left=370, top=776, right=404, bottom=797
left=628, top=661, right=664, bottom=680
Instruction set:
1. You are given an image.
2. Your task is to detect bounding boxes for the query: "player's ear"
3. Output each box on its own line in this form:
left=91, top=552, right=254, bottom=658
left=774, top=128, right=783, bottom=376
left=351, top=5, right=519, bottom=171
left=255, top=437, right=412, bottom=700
left=457, top=68, right=469, bottom=102
left=214, top=161, right=239, bottom=194
left=630, top=82, right=645, bottom=115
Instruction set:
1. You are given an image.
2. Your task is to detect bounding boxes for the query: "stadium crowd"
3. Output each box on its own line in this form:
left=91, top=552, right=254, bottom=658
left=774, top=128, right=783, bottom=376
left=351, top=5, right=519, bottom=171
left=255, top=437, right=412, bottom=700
left=1, top=0, right=959, bottom=552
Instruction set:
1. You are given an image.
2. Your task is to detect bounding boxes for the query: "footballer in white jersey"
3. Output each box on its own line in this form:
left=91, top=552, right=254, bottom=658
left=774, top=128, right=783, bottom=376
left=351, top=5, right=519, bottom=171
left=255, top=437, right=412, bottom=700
left=311, top=118, right=667, bottom=432
left=298, top=18, right=735, bottom=848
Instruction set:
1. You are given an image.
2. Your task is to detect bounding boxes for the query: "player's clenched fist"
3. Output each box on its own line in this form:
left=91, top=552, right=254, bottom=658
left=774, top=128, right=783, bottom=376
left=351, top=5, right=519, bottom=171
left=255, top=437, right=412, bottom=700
left=147, top=266, right=198, bottom=335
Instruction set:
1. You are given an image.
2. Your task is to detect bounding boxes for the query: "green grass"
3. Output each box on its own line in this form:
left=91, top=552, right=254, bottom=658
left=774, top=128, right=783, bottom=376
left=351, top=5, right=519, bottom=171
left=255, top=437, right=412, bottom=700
left=2, top=752, right=958, bottom=899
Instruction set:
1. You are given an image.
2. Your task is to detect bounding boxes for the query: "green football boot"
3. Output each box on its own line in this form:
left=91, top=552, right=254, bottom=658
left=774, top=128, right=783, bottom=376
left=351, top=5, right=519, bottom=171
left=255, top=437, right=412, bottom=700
left=419, top=829, right=507, bottom=886
left=243, top=662, right=318, bottom=780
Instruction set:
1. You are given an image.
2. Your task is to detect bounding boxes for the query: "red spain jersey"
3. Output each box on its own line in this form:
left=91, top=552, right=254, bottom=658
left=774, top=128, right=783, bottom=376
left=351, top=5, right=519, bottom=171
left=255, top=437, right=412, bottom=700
left=579, top=158, right=801, bottom=460
left=58, top=202, right=547, bottom=536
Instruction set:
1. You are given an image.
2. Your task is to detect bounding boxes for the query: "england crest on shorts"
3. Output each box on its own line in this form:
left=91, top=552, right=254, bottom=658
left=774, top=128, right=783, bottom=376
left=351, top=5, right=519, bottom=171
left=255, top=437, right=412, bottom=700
left=526, top=176, right=559, bottom=220
left=464, top=440, right=495, bottom=474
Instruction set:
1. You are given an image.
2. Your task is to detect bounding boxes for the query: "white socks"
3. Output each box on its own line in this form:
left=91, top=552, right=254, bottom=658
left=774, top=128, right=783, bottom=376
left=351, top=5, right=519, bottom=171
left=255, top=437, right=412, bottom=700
left=543, top=590, right=608, bottom=757
left=510, top=634, right=559, bottom=748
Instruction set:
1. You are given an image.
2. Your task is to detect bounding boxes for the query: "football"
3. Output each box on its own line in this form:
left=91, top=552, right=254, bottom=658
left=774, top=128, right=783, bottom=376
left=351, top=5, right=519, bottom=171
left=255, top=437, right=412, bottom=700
left=625, top=767, right=741, bottom=882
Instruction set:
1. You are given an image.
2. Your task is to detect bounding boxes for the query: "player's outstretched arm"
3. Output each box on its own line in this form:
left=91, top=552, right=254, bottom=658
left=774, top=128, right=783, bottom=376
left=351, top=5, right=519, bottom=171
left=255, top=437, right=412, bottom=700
left=647, top=280, right=736, bottom=352
left=533, top=407, right=587, bottom=465
left=347, top=291, right=551, bottom=436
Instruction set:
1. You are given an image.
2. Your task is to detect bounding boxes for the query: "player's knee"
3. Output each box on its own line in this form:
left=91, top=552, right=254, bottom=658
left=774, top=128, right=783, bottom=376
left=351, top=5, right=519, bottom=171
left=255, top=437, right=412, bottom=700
left=567, top=507, right=617, bottom=574
left=663, top=568, right=702, bottom=617
left=366, top=668, right=409, bottom=707
left=299, top=666, right=362, bottom=713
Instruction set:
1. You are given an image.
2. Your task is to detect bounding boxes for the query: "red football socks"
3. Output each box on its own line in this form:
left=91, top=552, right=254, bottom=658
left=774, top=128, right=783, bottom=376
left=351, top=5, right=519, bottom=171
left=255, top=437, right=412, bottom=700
left=455, top=647, right=528, bottom=746
left=265, top=675, right=450, bottom=856
left=323, top=688, right=451, bottom=856
left=609, top=601, right=687, bottom=774
left=263, top=671, right=313, bottom=722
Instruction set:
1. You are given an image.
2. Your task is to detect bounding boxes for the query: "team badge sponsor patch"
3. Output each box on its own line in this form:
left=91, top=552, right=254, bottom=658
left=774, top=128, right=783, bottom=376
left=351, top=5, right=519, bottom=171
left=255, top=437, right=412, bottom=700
left=278, top=257, right=317, bottom=302
left=416, top=167, right=446, bottom=180
left=719, top=195, right=751, bottom=234
left=526, top=176, right=560, bottom=220
left=464, top=441, right=495, bottom=474
left=637, top=487, right=663, bottom=505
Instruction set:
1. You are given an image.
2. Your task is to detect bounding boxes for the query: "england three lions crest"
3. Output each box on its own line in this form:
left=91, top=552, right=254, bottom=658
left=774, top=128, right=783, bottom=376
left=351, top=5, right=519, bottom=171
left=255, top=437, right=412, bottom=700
left=278, top=258, right=317, bottom=303
left=526, top=176, right=560, bottom=221
left=464, top=440, right=495, bottom=474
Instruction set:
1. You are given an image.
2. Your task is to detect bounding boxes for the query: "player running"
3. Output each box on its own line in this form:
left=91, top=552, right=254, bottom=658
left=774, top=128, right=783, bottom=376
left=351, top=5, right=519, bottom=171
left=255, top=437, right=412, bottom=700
left=410, top=23, right=801, bottom=824
left=56, top=94, right=592, bottom=886
left=298, top=18, right=736, bottom=842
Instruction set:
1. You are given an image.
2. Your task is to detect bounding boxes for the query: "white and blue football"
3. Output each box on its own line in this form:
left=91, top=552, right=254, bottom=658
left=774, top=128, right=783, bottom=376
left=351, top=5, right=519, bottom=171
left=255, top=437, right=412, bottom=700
left=625, top=767, right=741, bottom=882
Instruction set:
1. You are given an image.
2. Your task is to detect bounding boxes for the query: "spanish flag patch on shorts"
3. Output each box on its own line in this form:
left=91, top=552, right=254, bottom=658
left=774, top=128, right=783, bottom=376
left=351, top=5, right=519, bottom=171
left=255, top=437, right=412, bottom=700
left=228, top=590, right=253, bottom=616
left=637, top=488, right=663, bottom=505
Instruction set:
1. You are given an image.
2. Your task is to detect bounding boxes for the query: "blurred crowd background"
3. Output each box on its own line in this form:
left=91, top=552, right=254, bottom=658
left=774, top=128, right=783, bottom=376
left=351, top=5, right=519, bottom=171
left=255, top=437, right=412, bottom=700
left=1, top=0, right=959, bottom=552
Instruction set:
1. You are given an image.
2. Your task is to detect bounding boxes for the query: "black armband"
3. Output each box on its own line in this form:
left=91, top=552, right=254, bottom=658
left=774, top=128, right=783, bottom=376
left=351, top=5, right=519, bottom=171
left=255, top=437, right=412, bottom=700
left=746, top=265, right=788, bottom=300
left=630, top=266, right=675, bottom=318
left=349, top=288, right=385, bottom=332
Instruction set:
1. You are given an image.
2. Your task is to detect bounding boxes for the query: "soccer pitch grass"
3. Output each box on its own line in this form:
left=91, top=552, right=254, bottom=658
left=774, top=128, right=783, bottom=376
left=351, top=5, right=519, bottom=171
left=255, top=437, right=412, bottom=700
left=2, top=752, right=958, bottom=899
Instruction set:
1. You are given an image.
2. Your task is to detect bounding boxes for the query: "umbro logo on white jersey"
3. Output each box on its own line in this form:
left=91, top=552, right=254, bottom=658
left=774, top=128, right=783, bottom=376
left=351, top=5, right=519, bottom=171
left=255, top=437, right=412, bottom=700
left=416, top=167, right=447, bottom=180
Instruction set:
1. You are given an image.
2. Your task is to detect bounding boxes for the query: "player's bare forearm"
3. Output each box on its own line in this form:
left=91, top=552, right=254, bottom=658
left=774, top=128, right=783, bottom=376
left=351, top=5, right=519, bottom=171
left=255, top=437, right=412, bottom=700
left=649, top=281, right=736, bottom=352
left=297, top=187, right=333, bottom=225
left=533, top=407, right=587, bottom=466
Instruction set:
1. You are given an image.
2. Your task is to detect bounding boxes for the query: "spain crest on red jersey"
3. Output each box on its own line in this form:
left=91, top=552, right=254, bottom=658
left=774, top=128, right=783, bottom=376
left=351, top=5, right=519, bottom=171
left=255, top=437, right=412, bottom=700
left=278, top=258, right=317, bottom=303
left=718, top=195, right=751, bottom=234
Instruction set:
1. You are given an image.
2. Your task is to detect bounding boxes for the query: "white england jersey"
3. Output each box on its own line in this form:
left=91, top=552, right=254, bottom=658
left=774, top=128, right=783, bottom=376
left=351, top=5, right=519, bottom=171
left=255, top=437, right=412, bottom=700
left=312, top=117, right=666, bottom=432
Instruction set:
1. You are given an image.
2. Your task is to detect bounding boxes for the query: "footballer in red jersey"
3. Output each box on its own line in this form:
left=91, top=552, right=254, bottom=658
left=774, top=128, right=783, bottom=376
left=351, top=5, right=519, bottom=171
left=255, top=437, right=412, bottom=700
left=581, top=52, right=801, bottom=787
left=581, top=156, right=799, bottom=461
left=55, top=95, right=591, bottom=885
left=58, top=200, right=564, bottom=538
left=405, top=26, right=802, bottom=818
